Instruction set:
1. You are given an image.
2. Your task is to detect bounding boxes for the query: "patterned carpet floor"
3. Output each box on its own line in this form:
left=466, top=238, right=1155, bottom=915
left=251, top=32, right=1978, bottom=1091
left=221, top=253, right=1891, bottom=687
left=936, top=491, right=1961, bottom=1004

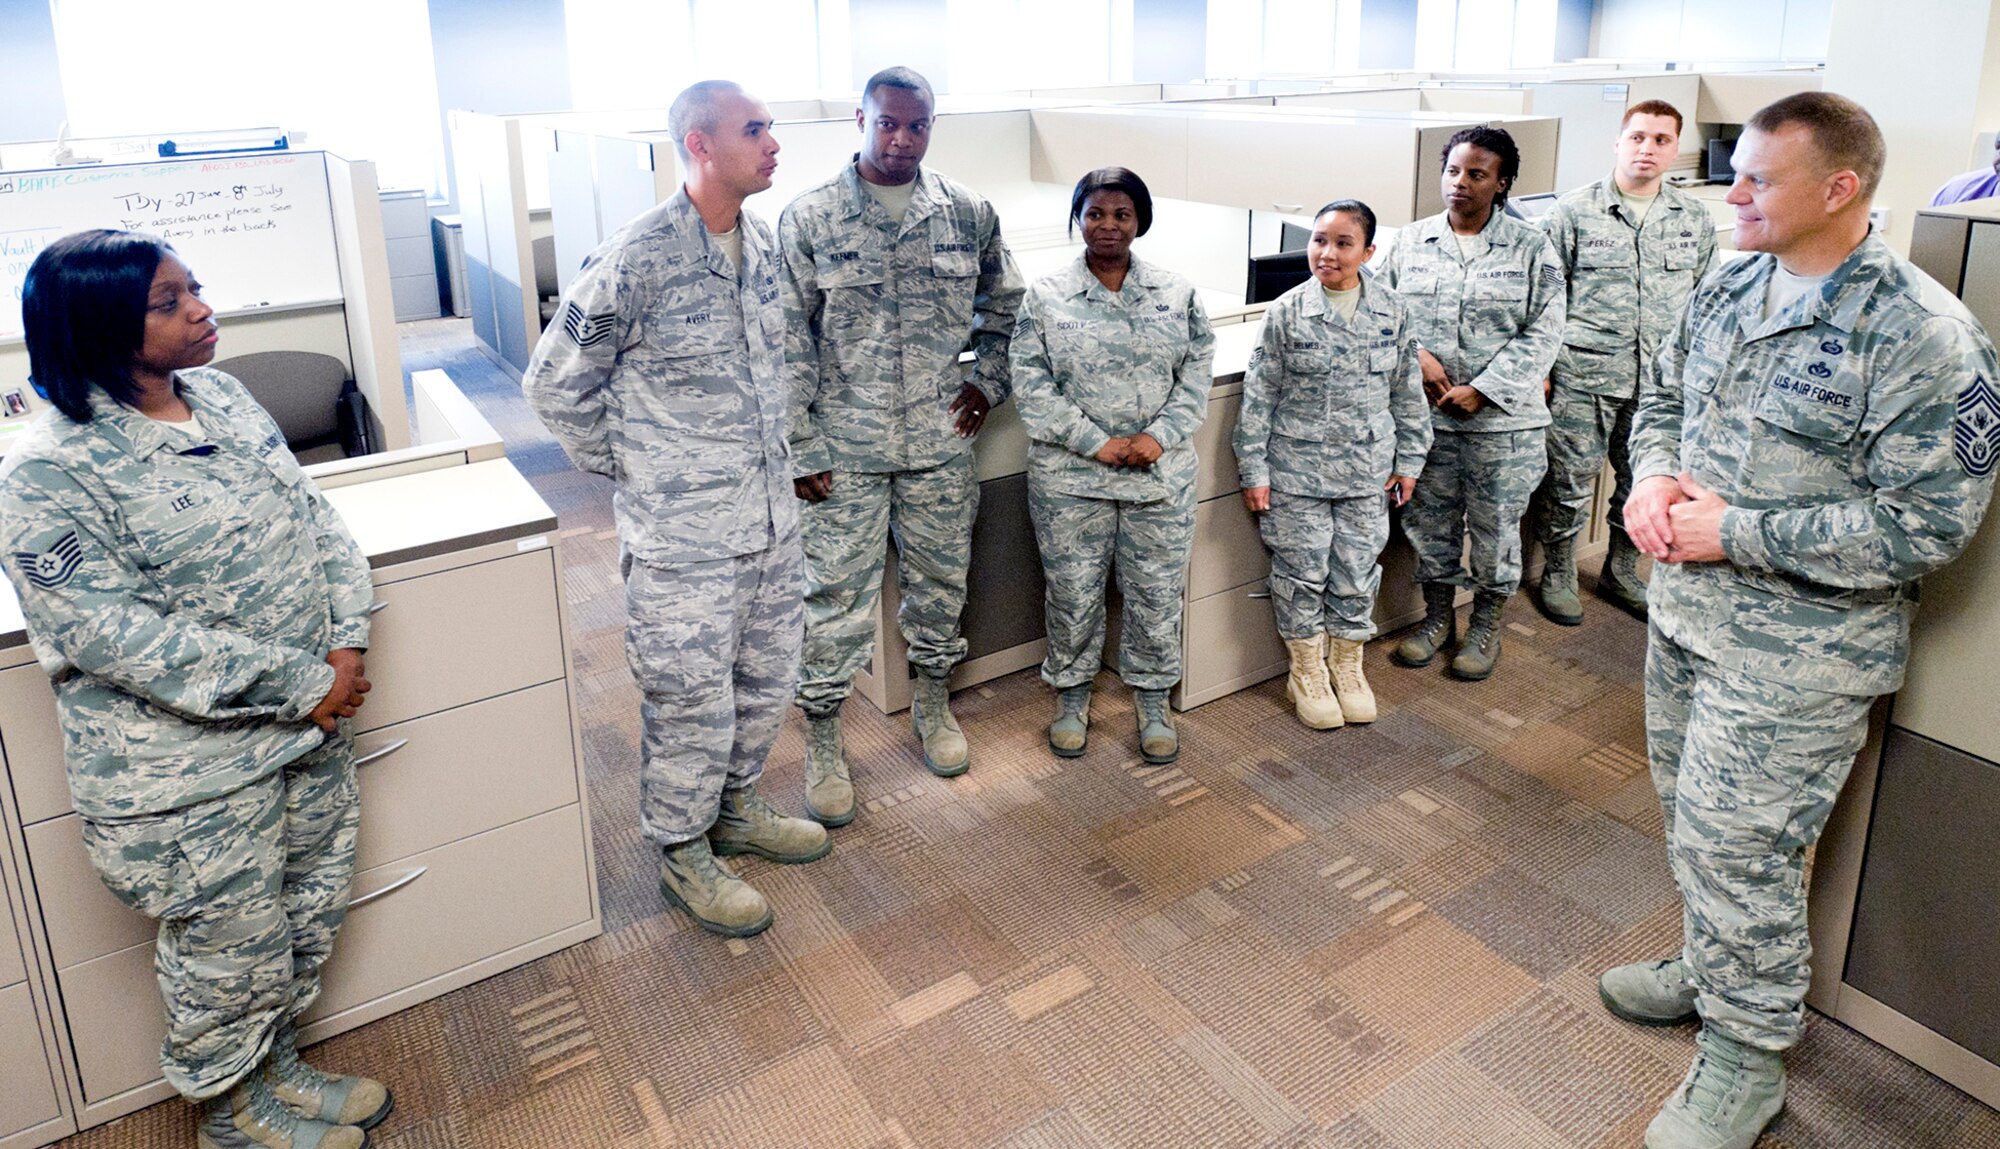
left=58, top=319, right=2000, bottom=1148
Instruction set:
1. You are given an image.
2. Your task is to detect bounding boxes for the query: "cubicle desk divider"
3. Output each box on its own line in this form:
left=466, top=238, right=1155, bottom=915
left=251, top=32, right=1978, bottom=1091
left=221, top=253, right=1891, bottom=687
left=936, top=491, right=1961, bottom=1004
left=0, top=150, right=411, bottom=456
left=1805, top=200, right=2000, bottom=1111
left=449, top=110, right=543, bottom=372
left=1695, top=69, right=1825, bottom=127
left=0, top=459, right=602, bottom=1140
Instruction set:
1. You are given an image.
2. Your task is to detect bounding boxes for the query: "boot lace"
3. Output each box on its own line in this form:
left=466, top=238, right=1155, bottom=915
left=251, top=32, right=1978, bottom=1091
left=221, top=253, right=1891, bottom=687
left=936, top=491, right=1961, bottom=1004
left=1681, top=1039, right=1746, bottom=1118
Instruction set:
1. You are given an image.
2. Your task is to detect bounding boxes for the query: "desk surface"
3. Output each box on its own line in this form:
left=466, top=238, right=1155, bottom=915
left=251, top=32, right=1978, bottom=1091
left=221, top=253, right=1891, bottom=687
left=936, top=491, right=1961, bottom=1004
left=0, top=458, right=556, bottom=654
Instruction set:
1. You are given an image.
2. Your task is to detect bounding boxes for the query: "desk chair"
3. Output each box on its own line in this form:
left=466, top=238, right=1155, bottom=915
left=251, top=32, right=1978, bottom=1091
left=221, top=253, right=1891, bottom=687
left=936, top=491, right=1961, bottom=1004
left=210, top=350, right=363, bottom=464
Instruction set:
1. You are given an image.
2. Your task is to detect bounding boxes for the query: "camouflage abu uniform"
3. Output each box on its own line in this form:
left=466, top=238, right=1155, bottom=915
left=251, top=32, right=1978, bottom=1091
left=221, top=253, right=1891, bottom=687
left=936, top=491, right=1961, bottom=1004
left=1531, top=174, right=1716, bottom=549
left=1235, top=276, right=1430, bottom=640
left=780, top=161, right=1023, bottom=715
left=1631, top=232, right=1999, bottom=1049
left=1012, top=255, right=1214, bottom=689
left=0, top=369, right=371, bottom=1100
left=1384, top=208, right=1565, bottom=595
left=524, top=188, right=803, bottom=846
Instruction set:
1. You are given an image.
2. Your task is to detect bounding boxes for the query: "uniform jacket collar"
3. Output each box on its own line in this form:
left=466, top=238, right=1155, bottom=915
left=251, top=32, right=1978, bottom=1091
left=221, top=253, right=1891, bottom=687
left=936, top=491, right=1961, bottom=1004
left=837, top=159, right=940, bottom=232
left=81, top=370, right=232, bottom=461
left=665, top=185, right=769, bottom=279
left=1295, top=273, right=1392, bottom=324
left=1059, top=252, right=1169, bottom=302
left=1419, top=205, right=1514, bottom=260
left=1589, top=172, right=1692, bottom=232
left=1736, top=230, right=1892, bottom=339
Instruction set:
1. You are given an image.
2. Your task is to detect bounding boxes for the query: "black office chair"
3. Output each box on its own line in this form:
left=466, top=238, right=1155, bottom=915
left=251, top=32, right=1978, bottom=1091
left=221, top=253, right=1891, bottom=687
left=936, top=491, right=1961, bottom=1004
left=210, top=350, right=367, bottom=464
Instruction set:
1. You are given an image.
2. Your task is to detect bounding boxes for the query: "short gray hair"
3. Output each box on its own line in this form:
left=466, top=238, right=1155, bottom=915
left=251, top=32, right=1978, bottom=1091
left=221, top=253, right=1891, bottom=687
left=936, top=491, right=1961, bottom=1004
left=1746, top=91, right=1885, bottom=201
left=669, top=79, right=746, bottom=163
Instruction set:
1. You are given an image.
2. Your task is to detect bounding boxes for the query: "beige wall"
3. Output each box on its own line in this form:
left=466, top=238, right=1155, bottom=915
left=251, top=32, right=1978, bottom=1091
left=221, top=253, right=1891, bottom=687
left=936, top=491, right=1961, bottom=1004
left=1826, top=0, right=2000, bottom=253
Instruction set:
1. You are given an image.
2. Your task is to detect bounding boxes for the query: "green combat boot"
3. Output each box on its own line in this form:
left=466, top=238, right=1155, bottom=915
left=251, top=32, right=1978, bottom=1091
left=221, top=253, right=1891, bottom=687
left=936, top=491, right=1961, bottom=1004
left=1535, top=536, right=1584, bottom=626
left=802, top=714, right=854, bottom=827
left=1645, top=1029, right=1786, bottom=1149
left=267, top=1019, right=392, bottom=1130
left=199, top=1074, right=364, bottom=1149
left=1135, top=688, right=1178, bottom=765
left=1049, top=684, right=1092, bottom=757
left=1392, top=582, right=1457, bottom=668
left=1599, top=525, right=1650, bottom=617
left=660, top=837, right=773, bottom=938
left=709, top=786, right=832, bottom=864
left=1599, top=956, right=1699, bottom=1027
left=911, top=671, right=970, bottom=777
left=1449, top=593, right=1506, bottom=681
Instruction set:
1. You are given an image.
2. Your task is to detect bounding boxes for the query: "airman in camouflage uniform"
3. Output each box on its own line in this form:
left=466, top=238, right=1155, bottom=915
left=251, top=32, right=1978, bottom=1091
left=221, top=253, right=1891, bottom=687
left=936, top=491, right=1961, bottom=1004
left=524, top=81, right=827, bottom=940
left=0, top=365, right=384, bottom=1145
left=781, top=67, right=1024, bottom=822
left=1384, top=179, right=1565, bottom=680
left=1609, top=93, right=1999, bottom=1149
left=1530, top=101, right=1717, bottom=625
left=1013, top=252, right=1213, bottom=763
left=1235, top=266, right=1429, bottom=729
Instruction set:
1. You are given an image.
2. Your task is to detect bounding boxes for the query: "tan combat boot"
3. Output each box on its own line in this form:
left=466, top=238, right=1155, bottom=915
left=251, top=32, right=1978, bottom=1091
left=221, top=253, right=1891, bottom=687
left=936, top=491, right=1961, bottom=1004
left=1283, top=635, right=1344, bottom=729
left=660, top=837, right=774, bottom=938
left=803, top=714, right=855, bottom=827
left=1325, top=636, right=1377, bottom=723
left=911, top=671, right=970, bottom=777
left=199, top=1073, right=364, bottom=1149
left=709, top=786, right=832, bottom=864
left=266, top=1018, right=392, bottom=1130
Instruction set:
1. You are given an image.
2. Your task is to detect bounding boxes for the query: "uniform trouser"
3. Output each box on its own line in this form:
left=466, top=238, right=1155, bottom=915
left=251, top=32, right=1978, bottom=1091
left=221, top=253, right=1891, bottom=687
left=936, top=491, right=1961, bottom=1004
left=623, top=538, right=804, bottom=845
left=1532, top=386, right=1637, bottom=547
left=1262, top=490, right=1390, bottom=642
left=1644, top=625, right=1872, bottom=1050
left=79, top=736, right=359, bottom=1101
left=1405, top=427, right=1547, bottom=597
left=796, top=457, right=978, bottom=718
left=1028, top=473, right=1197, bottom=691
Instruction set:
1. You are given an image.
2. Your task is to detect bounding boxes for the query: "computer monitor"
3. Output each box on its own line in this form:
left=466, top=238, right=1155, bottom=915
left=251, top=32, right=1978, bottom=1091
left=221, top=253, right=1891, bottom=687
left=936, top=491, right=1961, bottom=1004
left=1246, top=250, right=1312, bottom=304
left=1708, top=138, right=1736, bottom=183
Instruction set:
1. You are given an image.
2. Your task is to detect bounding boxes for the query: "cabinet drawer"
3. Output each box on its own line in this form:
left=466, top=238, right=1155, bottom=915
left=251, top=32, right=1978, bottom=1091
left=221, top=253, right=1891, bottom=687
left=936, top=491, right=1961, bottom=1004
left=377, top=192, right=431, bottom=238
left=1179, top=579, right=1287, bottom=708
left=353, top=680, right=579, bottom=871
left=0, top=982, right=63, bottom=1137
left=0, top=663, right=67, bottom=825
left=24, top=815, right=151, bottom=969
left=308, top=803, right=592, bottom=1021
left=360, top=550, right=566, bottom=732
left=1188, top=493, right=1270, bottom=601
left=57, top=804, right=594, bottom=1104
left=1192, top=391, right=1243, bottom=502
left=0, top=868, right=23, bottom=988
left=386, top=235, right=434, bottom=278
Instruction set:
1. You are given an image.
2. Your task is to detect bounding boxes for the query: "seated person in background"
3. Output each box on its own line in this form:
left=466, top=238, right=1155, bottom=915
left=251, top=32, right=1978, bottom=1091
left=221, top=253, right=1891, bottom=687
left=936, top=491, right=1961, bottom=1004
left=1930, top=133, right=2000, bottom=205
left=1011, top=167, right=1214, bottom=765
left=1235, top=200, right=1429, bottom=730
left=0, top=229, right=389, bottom=1149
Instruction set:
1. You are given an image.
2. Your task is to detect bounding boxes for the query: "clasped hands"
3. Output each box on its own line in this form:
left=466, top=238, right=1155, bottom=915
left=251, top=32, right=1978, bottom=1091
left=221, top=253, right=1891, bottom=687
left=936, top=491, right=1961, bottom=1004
left=1096, top=432, right=1164, bottom=468
left=1418, top=349, right=1484, bottom=418
left=1625, top=472, right=1729, bottom=565
left=308, top=648, right=370, bottom=734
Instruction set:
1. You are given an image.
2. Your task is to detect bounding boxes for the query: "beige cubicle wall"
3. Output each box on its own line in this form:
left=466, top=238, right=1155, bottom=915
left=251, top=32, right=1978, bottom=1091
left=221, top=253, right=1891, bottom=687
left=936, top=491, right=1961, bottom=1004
left=448, top=110, right=545, bottom=371
left=1695, top=69, right=1825, bottom=126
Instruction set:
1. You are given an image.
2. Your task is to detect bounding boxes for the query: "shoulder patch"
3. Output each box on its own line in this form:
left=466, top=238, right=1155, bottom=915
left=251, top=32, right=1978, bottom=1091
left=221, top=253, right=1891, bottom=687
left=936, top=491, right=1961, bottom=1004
left=1955, top=375, right=2000, bottom=477
left=1540, top=263, right=1564, bottom=290
left=561, top=301, right=615, bottom=349
left=16, top=531, right=84, bottom=591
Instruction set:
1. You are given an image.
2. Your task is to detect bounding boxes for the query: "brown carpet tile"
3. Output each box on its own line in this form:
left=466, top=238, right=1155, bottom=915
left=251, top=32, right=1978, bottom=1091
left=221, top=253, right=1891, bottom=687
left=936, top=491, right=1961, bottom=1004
left=57, top=318, right=2000, bottom=1149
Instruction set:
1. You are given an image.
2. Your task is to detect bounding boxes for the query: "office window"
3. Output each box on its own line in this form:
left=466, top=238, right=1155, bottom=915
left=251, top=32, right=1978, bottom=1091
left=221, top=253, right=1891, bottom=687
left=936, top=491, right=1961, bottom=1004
left=1262, top=0, right=1337, bottom=75
left=50, top=0, right=447, bottom=194
left=948, top=0, right=1115, bottom=92
left=1413, top=0, right=1558, bottom=71
left=566, top=1, right=830, bottom=110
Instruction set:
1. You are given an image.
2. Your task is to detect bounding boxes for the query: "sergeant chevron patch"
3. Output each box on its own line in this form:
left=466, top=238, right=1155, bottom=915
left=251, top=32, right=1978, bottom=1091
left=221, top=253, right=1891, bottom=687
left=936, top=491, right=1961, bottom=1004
left=16, top=530, right=83, bottom=590
left=562, top=301, right=614, bottom=348
left=1956, top=376, right=2000, bottom=477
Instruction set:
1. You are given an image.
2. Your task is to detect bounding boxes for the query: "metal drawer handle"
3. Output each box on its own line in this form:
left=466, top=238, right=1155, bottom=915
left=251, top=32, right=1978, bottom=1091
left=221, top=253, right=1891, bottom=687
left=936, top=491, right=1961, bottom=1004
left=349, top=867, right=427, bottom=910
left=353, top=738, right=409, bottom=768
left=369, top=600, right=390, bottom=615
left=1246, top=585, right=1272, bottom=599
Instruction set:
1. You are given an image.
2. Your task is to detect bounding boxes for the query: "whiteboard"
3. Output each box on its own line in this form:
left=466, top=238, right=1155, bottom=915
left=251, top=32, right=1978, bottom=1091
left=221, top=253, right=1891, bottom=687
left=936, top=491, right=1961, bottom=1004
left=0, top=151, right=343, bottom=342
